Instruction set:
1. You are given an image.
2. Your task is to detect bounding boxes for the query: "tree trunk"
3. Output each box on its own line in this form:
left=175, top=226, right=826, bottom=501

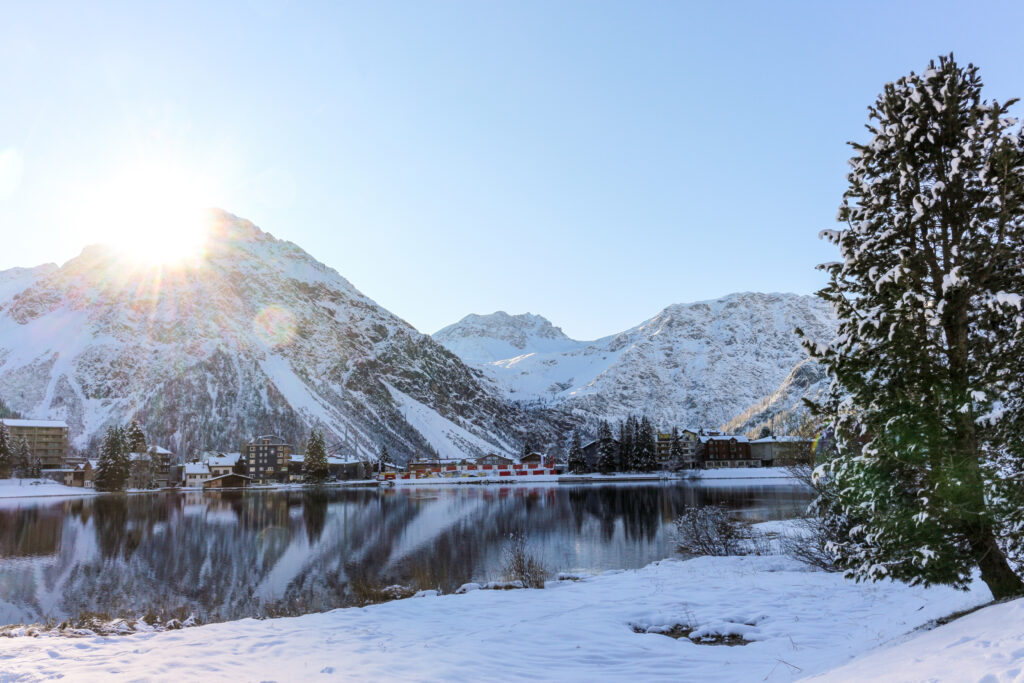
left=968, top=527, right=1024, bottom=600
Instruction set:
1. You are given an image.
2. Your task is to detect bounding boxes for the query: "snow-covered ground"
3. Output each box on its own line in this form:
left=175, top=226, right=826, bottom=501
left=0, top=555, right=995, bottom=682
left=0, top=478, right=98, bottom=499
left=808, top=597, right=1024, bottom=682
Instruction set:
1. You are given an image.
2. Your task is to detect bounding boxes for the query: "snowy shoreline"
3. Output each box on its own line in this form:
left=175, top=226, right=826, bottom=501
left=0, top=554, right=1005, bottom=682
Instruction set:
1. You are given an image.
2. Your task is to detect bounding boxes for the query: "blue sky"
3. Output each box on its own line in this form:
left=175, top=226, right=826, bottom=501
left=1, top=1, right=1022, bottom=339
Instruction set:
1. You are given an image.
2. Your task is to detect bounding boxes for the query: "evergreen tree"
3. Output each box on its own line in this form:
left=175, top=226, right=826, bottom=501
left=15, top=437, right=32, bottom=478
left=303, top=429, right=330, bottom=484
left=0, top=421, right=11, bottom=478
left=125, top=420, right=147, bottom=454
left=567, top=429, right=586, bottom=474
left=636, top=417, right=657, bottom=472
left=617, top=417, right=634, bottom=472
left=94, top=426, right=130, bottom=491
left=232, top=455, right=247, bottom=475
left=805, top=55, right=1024, bottom=599
left=129, top=448, right=157, bottom=489
left=596, top=421, right=617, bottom=474
left=669, top=427, right=684, bottom=470
left=379, top=444, right=390, bottom=475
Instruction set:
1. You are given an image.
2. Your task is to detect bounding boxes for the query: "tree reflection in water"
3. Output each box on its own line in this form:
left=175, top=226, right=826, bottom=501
left=0, top=483, right=810, bottom=627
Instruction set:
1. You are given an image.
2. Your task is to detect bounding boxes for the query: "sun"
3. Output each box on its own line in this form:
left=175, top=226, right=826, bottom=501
left=80, top=163, right=216, bottom=266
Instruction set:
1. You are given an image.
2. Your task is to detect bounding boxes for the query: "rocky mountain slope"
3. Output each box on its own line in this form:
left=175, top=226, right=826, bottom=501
left=435, top=293, right=837, bottom=433
left=0, top=211, right=545, bottom=462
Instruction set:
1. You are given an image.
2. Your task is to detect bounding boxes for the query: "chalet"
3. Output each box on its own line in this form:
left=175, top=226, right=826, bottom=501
left=580, top=437, right=617, bottom=470
left=749, top=436, right=814, bottom=466
left=184, top=462, right=213, bottom=488
left=476, top=453, right=513, bottom=467
left=202, top=473, right=254, bottom=489
left=0, top=419, right=70, bottom=469
left=127, top=446, right=175, bottom=487
left=519, top=452, right=544, bottom=465
left=206, top=453, right=241, bottom=477
left=700, top=434, right=758, bottom=468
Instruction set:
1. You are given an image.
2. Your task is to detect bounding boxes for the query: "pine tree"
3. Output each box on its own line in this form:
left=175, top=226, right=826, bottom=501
left=567, top=429, right=586, bottom=474
left=379, top=445, right=390, bottom=475
left=125, top=420, right=147, bottom=455
left=596, top=421, right=617, bottom=474
left=636, top=417, right=657, bottom=472
left=303, top=429, right=330, bottom=484
left=0, top=421, right=11, bottom=478
left=669, top=427, right=684, bottom=470
left=94, top=426, right=129, bottom=492
left=617, top=417, right=634, bottom=472
left=804, top=55, right=1024, bottom=599
left=15, top=437, right=31, bottom=478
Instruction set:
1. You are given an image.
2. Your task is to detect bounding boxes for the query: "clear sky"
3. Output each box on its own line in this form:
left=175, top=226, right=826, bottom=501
left=2, top=1, right=1022, bottom=340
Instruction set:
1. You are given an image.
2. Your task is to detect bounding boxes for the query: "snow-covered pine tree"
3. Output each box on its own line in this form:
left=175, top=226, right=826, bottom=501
left=597, top=421, right=617, bottom=474
left=669, top=426, right=684, bottom=469
left=0, top=421, right=11, bottom=478
left=805, top=54, right=1024, bottom=599
left=94, top=426, right=129, bottom=491
left=617, top=417, right=634, bottom=472
left=125, top=420, right=147, bottom=455
left=304, top=429, right=330, bottom=483
left=15, top=437, right=31, bottom=478
left=28, top=453, right=42, bottom=479
left=568, top=429, right=586, bottom=474
left=636, top=417, right=657, bottom=472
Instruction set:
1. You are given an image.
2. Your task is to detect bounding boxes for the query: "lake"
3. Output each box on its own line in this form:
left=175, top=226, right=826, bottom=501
left=0, top=483, right=811, bottom=627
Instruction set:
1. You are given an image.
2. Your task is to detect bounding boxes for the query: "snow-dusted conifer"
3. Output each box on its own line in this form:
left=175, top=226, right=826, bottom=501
left=636, top=417, right=657, bottom=472
left=125, top=420, right=147, bottom=455
left=617, top=417, right=634, bottom=472
left=94, top=426, right=129, bottom=491
left=805, top=54, right=1024, bottom=599
left=596, top=421, right=616, bottom=474
left=568, top=430, right=586, bottom=474
left=304, top=429, right=330, bottom=484
left=669, top=427, right=684, bottom=469
left=0, top=421, right=11, bottom=478
left=15, top=437, right=31, bottom=478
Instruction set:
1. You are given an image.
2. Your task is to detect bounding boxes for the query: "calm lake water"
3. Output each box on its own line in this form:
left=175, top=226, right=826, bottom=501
left=0, top=483, right=811, bottom=627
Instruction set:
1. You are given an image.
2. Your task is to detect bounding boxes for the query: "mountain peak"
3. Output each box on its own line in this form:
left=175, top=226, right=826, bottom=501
left=434, top=311, right=578, bottom=364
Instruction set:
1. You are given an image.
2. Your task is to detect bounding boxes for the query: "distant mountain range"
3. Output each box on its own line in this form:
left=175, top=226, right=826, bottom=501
left=434, top=292, right=837, bottom=436
left=0, top=211, right=835, bottom=462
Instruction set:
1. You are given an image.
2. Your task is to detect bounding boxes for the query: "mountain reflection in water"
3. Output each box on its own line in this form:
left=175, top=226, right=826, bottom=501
left=0, top=483, right=811, bottom=627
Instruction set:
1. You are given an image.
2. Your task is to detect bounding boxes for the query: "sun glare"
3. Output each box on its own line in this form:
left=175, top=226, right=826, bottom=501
left=80, top=164, right=216, bottom=267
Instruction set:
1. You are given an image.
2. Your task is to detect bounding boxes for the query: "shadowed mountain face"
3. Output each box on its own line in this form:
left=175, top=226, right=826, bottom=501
left=0, top=211, right=544, bottom=461
left=435, top=293, right=837, bottom=433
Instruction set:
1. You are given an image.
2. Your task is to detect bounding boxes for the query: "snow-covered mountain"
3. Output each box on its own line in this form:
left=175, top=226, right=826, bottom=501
left=0, top=211, right=536, bottom=461
left=434, top=293, right=837, bottom=432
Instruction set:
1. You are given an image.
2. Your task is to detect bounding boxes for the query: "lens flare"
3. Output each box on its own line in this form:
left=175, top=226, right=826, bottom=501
left=253, top=306, right=297, bottom=347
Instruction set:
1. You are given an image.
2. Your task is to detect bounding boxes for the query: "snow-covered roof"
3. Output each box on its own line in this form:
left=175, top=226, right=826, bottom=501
left=204, top=473, right=254, bottom=483
left=1, top=418, right=68, bottom=429
left=700, top=435, right=750, bottom=443
left=184, top=463, right=210, bottom=475
left=750, top=436, right=811, bottom=444
left=207, top=453, right=240, bottom=467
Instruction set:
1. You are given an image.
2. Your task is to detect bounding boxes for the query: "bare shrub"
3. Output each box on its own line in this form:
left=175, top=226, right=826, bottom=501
left=502, top=531, right=548, bottom=589
left=778, top=464, right=848, bottom=571
left=673, top=506, right=765, bottom=557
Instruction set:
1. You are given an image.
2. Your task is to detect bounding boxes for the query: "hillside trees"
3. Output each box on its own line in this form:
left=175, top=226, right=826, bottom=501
left=805, top=55, right=1024, bottom=599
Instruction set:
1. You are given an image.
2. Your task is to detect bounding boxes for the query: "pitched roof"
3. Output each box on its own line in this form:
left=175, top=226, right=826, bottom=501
left=184, top=463, right=210, bottom=475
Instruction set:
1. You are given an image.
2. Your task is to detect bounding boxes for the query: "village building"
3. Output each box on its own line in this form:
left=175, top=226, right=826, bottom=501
left=205, top=452, right=242, bottom=477
left=700, top=434, right=759, bottom=468
left=244, top=435, right=293, bottom=483
left=184, top=462, right=213, bottom=488
left=519, top=452, right=544, bottom=466
left=749, top=436, right=814, bottom=466
left=476, top=453, right=513, bottom=467
left=580, top=437, right=617, bottom=471
left=202, top=473, right=254, bottom=489
left=62, top=460, right=96, bottom=487
left=1, top=419, right=69, bottom=469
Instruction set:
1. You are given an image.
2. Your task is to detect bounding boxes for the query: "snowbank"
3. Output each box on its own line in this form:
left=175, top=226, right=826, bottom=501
left=0, top=478, right=99, bottom=500
left=808, top=597, right=1024, bottom=682
left=680, top=467, right=804, bottom=485
left=0, top=555, right=990, bottom=681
